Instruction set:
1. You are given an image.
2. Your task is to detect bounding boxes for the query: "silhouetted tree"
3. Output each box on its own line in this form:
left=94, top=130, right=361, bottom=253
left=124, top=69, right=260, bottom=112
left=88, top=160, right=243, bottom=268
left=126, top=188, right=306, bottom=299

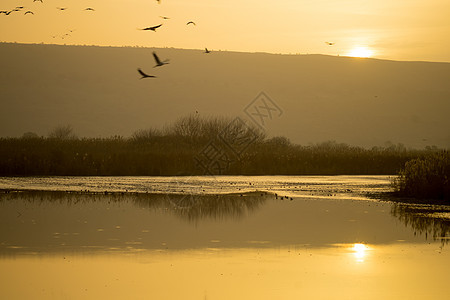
left=48, top=125, right=77, bottom=140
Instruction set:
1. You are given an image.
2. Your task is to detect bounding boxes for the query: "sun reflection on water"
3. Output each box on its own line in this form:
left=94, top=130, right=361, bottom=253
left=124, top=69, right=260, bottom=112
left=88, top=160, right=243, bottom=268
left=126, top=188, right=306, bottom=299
left=352, top=243, right=369, bottom=262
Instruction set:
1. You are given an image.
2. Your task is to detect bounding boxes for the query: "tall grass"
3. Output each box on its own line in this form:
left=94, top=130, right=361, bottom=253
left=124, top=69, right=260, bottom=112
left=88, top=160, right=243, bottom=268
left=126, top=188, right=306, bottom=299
left=0, top=115, right=444, bottom=176
left=392, top=151, right=450, bottom=200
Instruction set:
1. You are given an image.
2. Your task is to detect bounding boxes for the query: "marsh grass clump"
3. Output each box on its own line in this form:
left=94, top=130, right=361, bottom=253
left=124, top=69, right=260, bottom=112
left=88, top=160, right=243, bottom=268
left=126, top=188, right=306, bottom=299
left=393, top=151, right=450, bottom=200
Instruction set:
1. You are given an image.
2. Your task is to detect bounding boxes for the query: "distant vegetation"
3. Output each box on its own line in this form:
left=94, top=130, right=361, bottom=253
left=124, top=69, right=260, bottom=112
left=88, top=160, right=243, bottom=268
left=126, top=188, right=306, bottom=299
left=0, top=115, right=445, bottom=176
left=392, top=151, right=450, bottom=200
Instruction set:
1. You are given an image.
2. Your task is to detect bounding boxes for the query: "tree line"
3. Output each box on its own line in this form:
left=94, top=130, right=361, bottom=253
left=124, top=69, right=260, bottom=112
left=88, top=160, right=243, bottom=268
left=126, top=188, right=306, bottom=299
left=0, top=115, right=445, bottom=177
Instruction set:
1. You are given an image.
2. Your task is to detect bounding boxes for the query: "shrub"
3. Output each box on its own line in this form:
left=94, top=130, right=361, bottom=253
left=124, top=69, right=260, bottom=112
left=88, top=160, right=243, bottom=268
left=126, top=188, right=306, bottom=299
left=393, top=151, right=450, bottom=200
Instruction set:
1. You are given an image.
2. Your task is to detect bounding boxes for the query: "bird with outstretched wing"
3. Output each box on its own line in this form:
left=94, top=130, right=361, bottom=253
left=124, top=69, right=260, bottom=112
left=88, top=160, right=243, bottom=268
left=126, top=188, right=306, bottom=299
left=137, top=68, right=156, bottom=79
left=140, top=24, right=162, bottom=31
left=152, top=52, right=169, bottom=67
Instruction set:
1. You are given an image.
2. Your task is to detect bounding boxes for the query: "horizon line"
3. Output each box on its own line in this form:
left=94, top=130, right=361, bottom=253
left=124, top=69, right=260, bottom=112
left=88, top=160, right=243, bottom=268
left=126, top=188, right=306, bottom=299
left=1, top=41, right=449, bottom=64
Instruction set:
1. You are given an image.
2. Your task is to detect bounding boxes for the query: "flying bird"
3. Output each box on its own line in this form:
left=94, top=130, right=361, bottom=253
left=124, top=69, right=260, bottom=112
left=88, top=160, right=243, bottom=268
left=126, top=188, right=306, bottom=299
left=33, top=0, right=43, bottom=2
left=85, top=8, right=95, bottom=11
left=204, top=48, right=211, bottom=54
left=152, top=52, right=169, bottom=67
left=160, top=16, right=170, bottom=19
left=325, top=42, right=335, bottom=46
left=24, top=11, right=34, bottom=14
left=137, top=68, right=156, bottom=79
left=186, top=21, right=196, bottom=26
left=57, top=7, right=67, bottom=10
left=140, top=24, right=162, bottom=31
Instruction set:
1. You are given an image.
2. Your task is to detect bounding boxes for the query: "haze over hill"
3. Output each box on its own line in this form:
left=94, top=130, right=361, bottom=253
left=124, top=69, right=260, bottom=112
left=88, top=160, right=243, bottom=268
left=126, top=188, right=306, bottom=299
left=1, top=42, right=449, bottom=148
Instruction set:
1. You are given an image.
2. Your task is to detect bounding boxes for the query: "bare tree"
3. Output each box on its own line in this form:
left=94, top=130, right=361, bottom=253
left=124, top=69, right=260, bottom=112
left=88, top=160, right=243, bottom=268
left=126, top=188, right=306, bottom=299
left=48, top=125, right=77, bottom=140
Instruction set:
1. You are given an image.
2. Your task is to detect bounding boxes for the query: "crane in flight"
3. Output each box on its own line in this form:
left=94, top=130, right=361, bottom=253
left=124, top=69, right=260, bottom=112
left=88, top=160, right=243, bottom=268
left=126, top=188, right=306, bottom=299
left=152, top=52, right=169, bottom=67
left=137, top=68, right=157, bottom=79
left=140, top=24, right=162, bottom=31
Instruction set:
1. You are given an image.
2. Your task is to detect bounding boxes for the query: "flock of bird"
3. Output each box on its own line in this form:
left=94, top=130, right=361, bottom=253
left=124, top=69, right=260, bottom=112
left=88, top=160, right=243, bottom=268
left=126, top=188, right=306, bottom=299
left=0, top=1, right=95, bottom=15
left=2, top=0, right=336, bottom=80
left=0, top=5, right=33, bottom=15
left=1, top=0, right=209, bottom=80
left=136, top=3, right=210, bottom=79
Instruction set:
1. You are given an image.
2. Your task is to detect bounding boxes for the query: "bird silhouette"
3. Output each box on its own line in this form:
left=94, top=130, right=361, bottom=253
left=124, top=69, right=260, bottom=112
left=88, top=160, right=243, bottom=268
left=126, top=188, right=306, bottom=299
left=325, top=42, right=335, bottom=46
left=24, top=11, right=34, bottom=14
left=33, top=0, right=43, bottom=2
left=140, top=24, right=162, bottom=31
left=160, top=16, right=170, bottom=19
left=152, top=52, right=169, bottom=67
left=137, top=68, right=156, bottom=79
left=57, top=7, right=67, bottom=11
left=186, top=21, right=196, bottom=26
left=204, top=48, right=211, bottom=54
left=85, top=8, right=95, bottom=11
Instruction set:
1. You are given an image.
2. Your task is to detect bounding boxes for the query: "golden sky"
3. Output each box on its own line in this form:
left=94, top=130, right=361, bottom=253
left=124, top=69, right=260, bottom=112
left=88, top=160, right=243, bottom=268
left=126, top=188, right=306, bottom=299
left=1, top=0, right=449, bottom=62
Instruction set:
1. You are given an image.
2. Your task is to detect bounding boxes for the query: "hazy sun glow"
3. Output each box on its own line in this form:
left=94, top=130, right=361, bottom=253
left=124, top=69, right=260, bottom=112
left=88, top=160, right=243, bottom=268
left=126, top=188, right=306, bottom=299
left=347, top=47, right=374, bottom=58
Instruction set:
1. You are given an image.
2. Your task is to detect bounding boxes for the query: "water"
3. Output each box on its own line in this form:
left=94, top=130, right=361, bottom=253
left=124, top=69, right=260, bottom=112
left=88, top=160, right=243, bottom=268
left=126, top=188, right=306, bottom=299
left=0, top=175, right=391, bottom=198
left=0, top=176, right=449, bottom=299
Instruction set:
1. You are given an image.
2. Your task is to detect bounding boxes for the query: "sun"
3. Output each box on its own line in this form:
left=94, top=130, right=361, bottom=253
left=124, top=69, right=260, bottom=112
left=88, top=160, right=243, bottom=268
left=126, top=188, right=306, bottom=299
left=347, top=46, right=374, bottom=58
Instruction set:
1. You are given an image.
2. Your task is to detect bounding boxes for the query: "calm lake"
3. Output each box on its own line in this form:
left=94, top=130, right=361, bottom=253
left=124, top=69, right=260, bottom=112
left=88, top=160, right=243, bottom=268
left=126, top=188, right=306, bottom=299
left=0, top=176, right=449, bottom=299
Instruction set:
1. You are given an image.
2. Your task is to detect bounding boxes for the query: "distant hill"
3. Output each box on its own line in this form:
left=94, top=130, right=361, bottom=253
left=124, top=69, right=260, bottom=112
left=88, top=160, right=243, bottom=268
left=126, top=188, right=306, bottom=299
left=1, top=42, right=449, bottom=148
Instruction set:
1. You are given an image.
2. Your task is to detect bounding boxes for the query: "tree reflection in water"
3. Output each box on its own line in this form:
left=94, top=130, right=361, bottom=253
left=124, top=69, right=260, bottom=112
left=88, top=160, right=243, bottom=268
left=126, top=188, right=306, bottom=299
left=1, top=190, right=269, bottom=222
left=4, top=191, right=449, bottom=231
left=391, top=203, right=450, bottom=245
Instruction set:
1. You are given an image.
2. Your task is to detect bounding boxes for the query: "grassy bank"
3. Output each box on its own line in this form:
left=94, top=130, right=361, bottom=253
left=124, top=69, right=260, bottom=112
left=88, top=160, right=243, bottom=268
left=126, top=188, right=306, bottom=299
left=0, top=115, right=443, bottom=176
